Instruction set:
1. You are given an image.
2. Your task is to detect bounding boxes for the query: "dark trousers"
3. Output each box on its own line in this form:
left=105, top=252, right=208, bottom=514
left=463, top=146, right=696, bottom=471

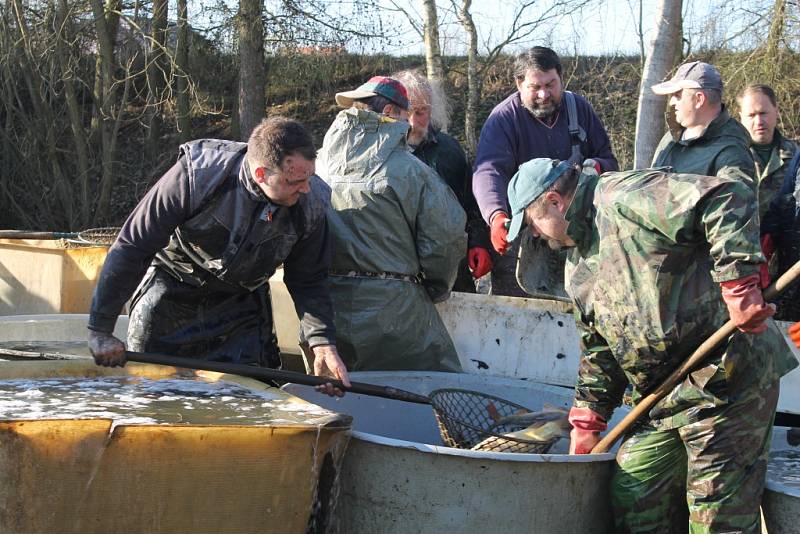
left=127, top=268, right=280, bottom=367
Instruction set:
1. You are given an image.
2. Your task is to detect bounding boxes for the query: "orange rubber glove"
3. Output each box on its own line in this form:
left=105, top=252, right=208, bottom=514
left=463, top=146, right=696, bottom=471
left=760, top=234, right=775, bottom=289
left=788, top=322, right=800, bottom=349
left=490, top=212, right=511, bottom=255
left=568, top=407, right=607, bottom=455
left=720, top=273, right=775, bottom=334
left=468, top=247, right=493, bottom=279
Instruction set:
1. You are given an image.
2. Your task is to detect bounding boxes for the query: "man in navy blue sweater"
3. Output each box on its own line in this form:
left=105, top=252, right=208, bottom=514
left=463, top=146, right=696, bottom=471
left=472, top=47, right=618, bottom=296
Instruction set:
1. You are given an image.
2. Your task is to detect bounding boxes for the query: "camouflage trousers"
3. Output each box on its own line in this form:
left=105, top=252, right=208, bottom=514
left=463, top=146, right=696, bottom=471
left=612, top=381, right=779, bottom=534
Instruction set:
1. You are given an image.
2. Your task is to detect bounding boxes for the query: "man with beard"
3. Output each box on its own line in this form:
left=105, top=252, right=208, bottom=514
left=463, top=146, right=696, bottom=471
left=316, top=76, right=466, bottom=371
left=506, top=158, right=796, bottom=533
left=472, top=46, right=618, bottom=296
left=393, top=69, right=492, bottom=292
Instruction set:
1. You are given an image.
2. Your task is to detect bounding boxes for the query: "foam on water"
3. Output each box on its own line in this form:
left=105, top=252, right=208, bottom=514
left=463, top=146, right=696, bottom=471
left=0, top=375, right=335, bottom=426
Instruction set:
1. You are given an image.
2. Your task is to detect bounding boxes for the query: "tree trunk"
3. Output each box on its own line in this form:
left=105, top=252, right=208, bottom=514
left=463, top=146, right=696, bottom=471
left=13, top=0, right=73, bottom=226
left=764, top=0, right=785, bottom=85
left=90, top=0, right=122, bottom=224
left=237, top=0, right=266, bottom=140
left=56, top=0, right=91, bottom=226
left=145, top=0, right=168, bottom=159
left=421, top=0, right=444, bottom=84
left=175, top=0, right=191, bottom=141
left=456, top=0, right=479, bottom=156
left=633, top=0, right=682, bottom=169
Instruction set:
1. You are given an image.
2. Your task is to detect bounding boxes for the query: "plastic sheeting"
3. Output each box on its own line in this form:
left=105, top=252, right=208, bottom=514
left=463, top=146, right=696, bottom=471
left=0, top=360, right=351, bottom=534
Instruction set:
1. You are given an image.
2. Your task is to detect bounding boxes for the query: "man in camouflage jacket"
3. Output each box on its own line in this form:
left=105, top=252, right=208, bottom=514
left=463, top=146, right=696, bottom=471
left=738, top=84, right=800, bottom=320
left=504, top=158, right=797, bottom=533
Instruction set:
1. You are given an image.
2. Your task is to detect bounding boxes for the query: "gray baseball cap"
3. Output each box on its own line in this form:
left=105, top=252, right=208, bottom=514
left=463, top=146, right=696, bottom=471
left=651, top=61, right=723, bottom=95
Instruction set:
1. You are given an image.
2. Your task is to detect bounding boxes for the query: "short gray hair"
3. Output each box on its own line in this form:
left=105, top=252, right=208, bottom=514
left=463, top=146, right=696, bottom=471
left=393, top=69, right=450, bottom=132
left=701, top=88, right=722, bottom=106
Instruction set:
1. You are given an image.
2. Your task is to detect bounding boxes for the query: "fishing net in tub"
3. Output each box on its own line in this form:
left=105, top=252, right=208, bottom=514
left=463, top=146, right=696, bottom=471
left=428, top=388, right=569, bottom=454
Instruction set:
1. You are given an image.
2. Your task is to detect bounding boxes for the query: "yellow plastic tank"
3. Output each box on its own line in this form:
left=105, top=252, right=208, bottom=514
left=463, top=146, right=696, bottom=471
left=0, top=239, right=108, bottom=315
left=0, top=360, right=351, bottom=534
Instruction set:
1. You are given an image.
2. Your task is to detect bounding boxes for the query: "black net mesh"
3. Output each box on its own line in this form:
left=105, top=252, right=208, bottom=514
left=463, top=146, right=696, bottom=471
left=428, top=388, right=557, bottom=454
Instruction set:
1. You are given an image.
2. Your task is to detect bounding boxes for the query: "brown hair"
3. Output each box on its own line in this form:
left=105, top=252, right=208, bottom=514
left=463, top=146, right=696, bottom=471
left=514, top=47, right=563, bottom=82
left=247, top=116, right=316, bottom=170
left=736, top=84, right=778, bottom=107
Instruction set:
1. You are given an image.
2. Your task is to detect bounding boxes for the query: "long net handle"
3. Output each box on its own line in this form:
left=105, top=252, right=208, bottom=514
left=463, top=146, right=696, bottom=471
left=0, top=227, right=120, bottom=245
left=125, top=351, right=432, bottom=404
left=592, top=259, right=800, bottom=454
left=0, top=230, right=76, bottom=240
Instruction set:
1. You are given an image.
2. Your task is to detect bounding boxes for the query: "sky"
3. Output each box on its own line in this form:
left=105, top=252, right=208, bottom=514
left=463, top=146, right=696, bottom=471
left=182, top=0, right=765, bottom=58
left=368, top=0, right=759, bottom=57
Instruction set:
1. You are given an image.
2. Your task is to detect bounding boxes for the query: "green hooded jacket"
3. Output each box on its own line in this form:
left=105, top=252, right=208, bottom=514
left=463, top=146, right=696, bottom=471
left=565, top=169, right=797, bottom=430
left=652, top=107, right=756, bottom=190
left=317, top=108, right=467, bottom=371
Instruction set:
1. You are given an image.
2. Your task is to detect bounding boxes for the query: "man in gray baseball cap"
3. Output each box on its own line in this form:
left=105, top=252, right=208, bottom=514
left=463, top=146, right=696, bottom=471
left=650, top=61, right=755, bottom=190
left=651, top=60, right=723, bottom=95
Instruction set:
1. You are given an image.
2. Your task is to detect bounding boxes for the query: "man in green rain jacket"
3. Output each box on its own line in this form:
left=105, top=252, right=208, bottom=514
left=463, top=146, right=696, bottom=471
left=316, top=76, right=467, bottom=372
left=504, top=159, right=797, bottom=533
left=651, top=61, right=755, bottom=190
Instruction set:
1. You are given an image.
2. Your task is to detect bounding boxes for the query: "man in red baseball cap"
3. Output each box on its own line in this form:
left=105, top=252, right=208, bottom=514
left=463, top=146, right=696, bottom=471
left=316, top=76, right=467, bottom=371
left=334, top=76, right=410, bottom=120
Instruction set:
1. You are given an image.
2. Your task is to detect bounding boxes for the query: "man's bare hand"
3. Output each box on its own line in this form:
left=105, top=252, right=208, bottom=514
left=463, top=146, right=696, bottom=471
left=311, top=344, right=351, bottom=397
left=88, top=330, right=127, bottom=367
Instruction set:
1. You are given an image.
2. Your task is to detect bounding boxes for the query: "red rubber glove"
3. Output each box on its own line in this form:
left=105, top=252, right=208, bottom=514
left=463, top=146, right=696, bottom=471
left=468, top=247, right=493, bottom=279
left=568, top=407, right=607, bottom=455
left=788, top=322, right=800, bottom=349
left=760, top=234, right=775, bottom=289
left=490, top=212, right=511, bottom=255
left=720, top=273, right=775, bottom=334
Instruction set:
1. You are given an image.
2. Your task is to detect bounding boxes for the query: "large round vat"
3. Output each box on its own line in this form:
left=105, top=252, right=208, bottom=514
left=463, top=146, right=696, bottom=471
left=763, top=427, right=800, bottom=533
left=285, top=371, right=619, bottom=534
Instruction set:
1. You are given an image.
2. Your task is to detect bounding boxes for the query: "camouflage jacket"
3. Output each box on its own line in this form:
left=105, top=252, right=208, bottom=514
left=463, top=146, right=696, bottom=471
left=565, top=170, right=797, bottom=430
left=752, top=131, right=797, bottom=221
left=652, top=107, right=756, bottom=191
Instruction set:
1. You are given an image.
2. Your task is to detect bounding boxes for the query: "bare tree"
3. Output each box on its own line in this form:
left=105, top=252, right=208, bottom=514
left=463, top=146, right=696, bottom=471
left=237, top=0, right=266, bottom=140
left=146, top=0, right=168, bottom=159
left=764, top=0, right=786, bottom=85
left=56, top=0, right=92, bottom=225
left=175, top=0, right=191, bottom=141
left=633, top=0, right=682, bottom=169
left=422, top=0, right=445, bottom=83
left=90, top=0, right=127, bottom=223
left=454, top=0, right=478, bottom=153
